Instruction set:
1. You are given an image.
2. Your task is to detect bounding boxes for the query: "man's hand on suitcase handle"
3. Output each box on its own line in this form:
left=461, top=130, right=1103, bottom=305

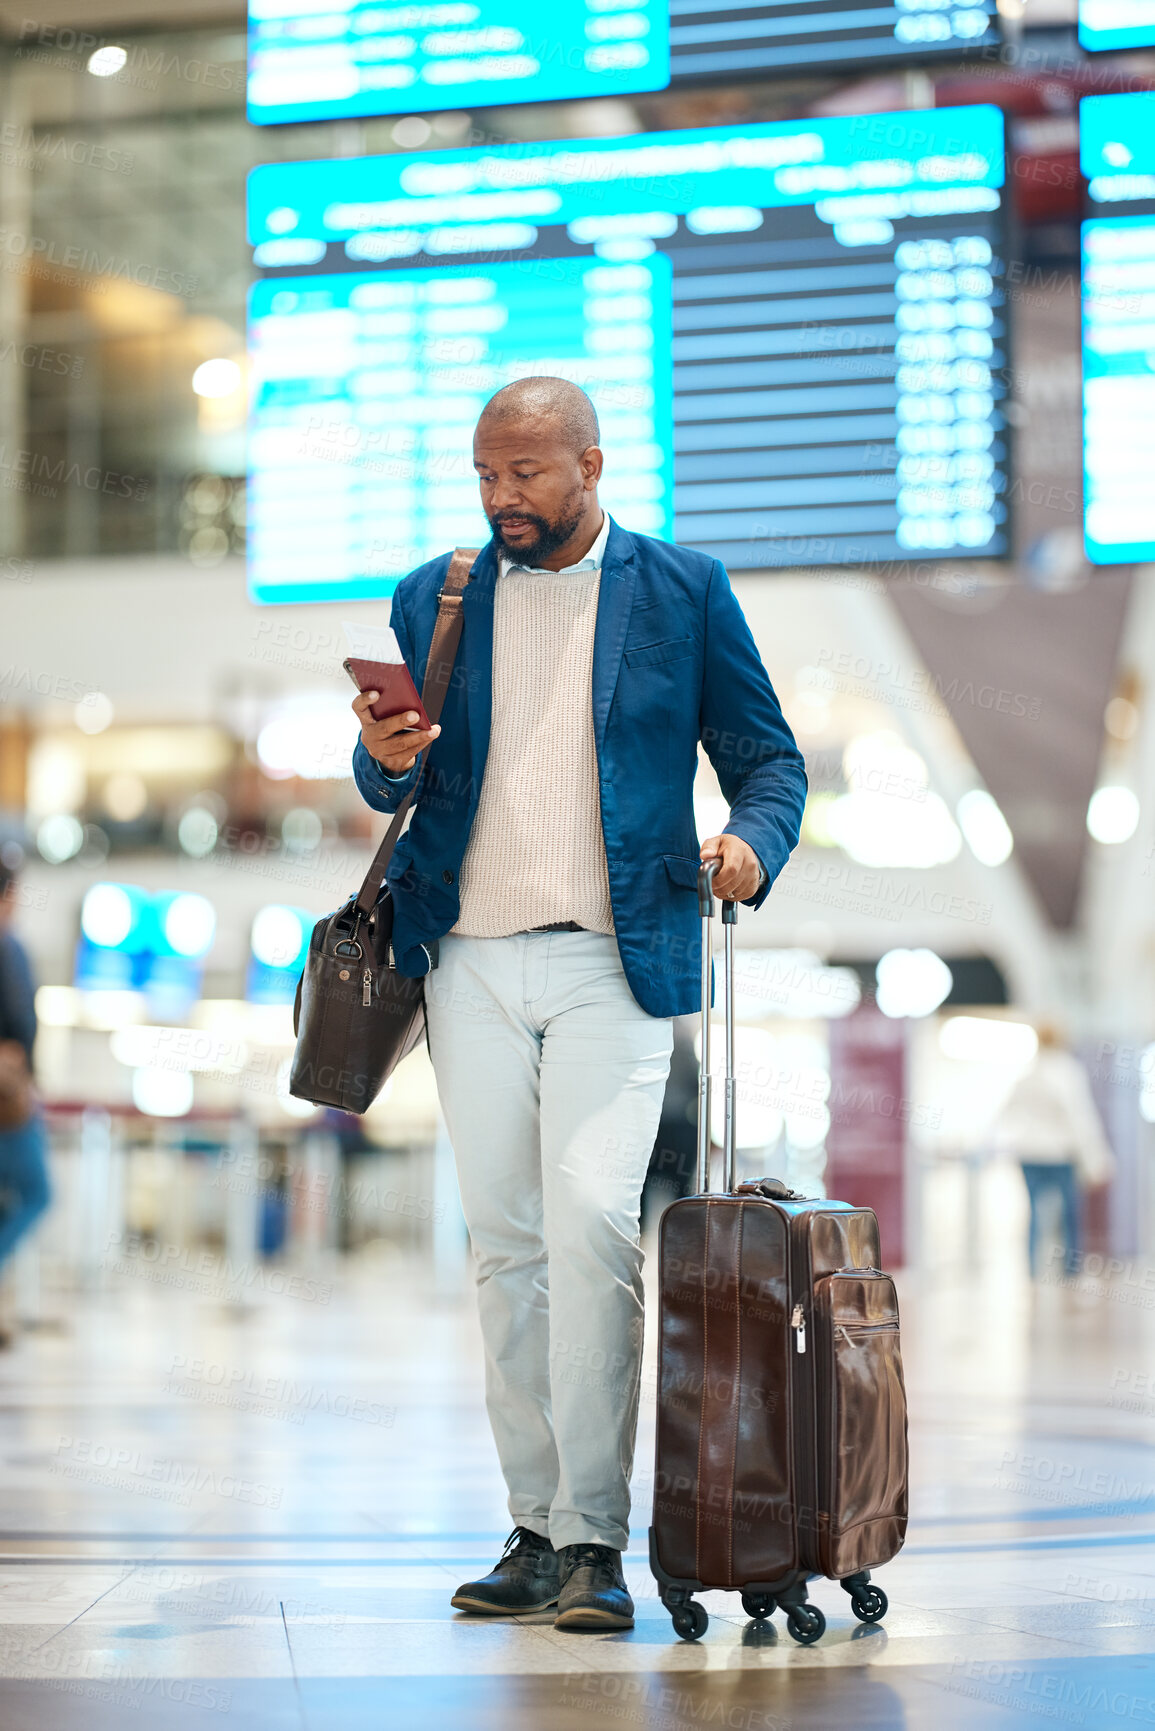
left=353, top=691, right=441, bottom=776
left=700, top=834, right=764, bottom=903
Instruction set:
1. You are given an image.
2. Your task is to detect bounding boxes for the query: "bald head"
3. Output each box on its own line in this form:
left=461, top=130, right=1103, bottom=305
left=477, top=376, right=599, bottom=457
left=473, top=375, right=604, bottom=571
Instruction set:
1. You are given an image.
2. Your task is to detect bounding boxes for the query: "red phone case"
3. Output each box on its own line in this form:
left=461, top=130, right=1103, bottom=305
left=344, top=659, right=432, bottom=731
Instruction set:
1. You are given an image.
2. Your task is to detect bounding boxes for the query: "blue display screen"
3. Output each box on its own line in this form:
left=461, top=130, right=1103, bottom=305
left=247, top=105, right=1009, bottom=602
left=247, top=0, right=999, bottom=124
left=1081, top=93, right=1155, bottom=566
left=1079, top=0, right=1155, bottom=51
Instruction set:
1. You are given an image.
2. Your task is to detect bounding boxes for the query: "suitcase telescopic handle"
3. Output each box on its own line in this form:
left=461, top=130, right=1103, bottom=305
left=696, top=860, right=738, bottom=1195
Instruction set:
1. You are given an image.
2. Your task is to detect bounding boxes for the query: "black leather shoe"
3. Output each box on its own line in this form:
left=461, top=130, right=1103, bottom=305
left=555, top=1543, right=635, bottom=1631
left=450, top=1527, right=559, bottom=1615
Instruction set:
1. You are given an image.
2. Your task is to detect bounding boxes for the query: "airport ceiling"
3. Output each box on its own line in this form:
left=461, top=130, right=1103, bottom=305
left=3, top=0, right=1131, bottom=937
left=0, top=1, right=244, bottom=34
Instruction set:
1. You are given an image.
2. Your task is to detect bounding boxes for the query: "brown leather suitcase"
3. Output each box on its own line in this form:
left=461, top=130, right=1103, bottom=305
left=649, top=862, right=908, bottom=1643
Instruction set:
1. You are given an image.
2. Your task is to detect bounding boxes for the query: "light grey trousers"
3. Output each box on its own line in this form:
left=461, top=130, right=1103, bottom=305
left=425, top=930, right=674, bottom=1551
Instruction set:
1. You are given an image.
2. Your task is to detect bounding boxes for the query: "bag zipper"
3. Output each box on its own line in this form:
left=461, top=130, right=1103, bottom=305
left=362, top=969, right=373, bottom=1007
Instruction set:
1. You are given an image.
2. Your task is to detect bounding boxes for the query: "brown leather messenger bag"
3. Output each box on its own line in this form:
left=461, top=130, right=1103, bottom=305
left=289, top=546, right=478, bottom=1113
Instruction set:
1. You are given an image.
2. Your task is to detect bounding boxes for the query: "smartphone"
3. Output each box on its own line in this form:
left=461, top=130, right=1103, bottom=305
left=343, top=658, right=432, bottom=732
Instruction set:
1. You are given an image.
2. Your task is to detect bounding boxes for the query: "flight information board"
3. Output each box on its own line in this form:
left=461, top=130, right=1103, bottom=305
left=247, top=105, right=1009, bottom=602
left=247, top=0, right=999, bottom=124
left=1079, top=0, right=1155, bottom=51
left=1081, top=93, right=1155, bottom=565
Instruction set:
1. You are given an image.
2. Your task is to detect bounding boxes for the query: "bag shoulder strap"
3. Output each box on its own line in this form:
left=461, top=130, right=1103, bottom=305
left=354, top=547, right=478, bottom=917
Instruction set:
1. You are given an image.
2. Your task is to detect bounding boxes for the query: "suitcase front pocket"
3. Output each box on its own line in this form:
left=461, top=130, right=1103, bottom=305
left=814, top=1272, right=908, bottom=1579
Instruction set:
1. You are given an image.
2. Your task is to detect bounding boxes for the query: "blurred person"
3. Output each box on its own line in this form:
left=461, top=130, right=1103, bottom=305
left=992, top=1021, right=1115, bottom=1278
left=351, top=377, right=806, bottom=1631
left=0, top=847, right=51, bottom=1342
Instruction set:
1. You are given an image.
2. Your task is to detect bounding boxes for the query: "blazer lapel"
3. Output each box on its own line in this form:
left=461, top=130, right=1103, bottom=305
left=592, top=517, right=637, bottom=754
left=462, top=539, right=498, bottom=803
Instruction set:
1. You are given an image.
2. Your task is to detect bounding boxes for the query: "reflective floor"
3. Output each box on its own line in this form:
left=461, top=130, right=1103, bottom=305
left=0, top=1185, right=1152, bottom=1730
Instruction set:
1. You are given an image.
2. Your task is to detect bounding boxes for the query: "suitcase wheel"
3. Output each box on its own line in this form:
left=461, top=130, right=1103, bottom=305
left=849, top=1584, right=888, bottom=1624
left=664, top=1594, right=709, bottom=1641
left=740, top=1592, right=773, bottom=1621
left=784, top=1603, right=826, bottom=1645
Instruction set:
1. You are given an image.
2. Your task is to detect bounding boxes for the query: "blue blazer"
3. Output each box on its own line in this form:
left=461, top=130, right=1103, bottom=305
left=352, top=517, right=807, bottom=1019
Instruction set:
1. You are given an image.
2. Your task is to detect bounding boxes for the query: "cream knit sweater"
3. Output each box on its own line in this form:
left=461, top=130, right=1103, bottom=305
left=452, top=526, right=615, bottom=938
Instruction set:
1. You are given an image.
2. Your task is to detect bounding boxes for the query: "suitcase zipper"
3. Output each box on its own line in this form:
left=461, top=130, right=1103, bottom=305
left=791, top=1302, right=807, bottom=1353
left=788, top=1212, right=819, bottom=1570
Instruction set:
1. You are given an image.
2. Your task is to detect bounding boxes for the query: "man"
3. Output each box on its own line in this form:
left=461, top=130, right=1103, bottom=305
left=352, top=377, right=806, bottom=1631
left=0, top=846, right=51, bottom=1345
left=991, top=1020, right=1114, bottom=1278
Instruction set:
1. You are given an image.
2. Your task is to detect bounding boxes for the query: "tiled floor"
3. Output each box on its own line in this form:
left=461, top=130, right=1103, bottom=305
left=0, top=1227, right=1152, bottom=1730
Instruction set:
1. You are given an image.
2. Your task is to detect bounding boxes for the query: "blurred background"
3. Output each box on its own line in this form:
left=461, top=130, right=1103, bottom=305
left=0, top=0, right=1151, bottom=1319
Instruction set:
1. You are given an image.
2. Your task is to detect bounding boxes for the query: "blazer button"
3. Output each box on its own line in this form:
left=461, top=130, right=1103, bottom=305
left=442, top=869, right=454, bottom=884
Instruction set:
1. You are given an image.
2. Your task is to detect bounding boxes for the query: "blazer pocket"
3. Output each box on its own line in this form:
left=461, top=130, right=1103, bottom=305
left=663, top=854, right=703, bottom=891
left=624, top=637, right=694, bottom=669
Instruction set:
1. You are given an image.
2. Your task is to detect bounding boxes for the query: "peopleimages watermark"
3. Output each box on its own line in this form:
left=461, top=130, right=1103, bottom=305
left=0, top=443, right=148, bottom=501
left=210, top=1145, right=445, bottom=1227
left=0, top=226, right=196, bottom=297
left=994, top=1445, right=1155, bottom=1515
left=813, top=647, right=1042, bottom=721
left=1108, top=1368, right=1155, bottom=1415
left=0, top=337, right=85, bottom=377
left=1039, top=1244, right=1155, bottom=1308
left=777, top=855, right=993, bottom=926
left=104, top=1230, right=333, bottom=1305
left=15, top=23, right=241, bottom=95
left=0, top=1641, right=232, bottom=1716
left=163, top=1353, right=396, bottom=1427
left=1061, top=1567, right=1155, bottom=1616
left=556, top=1672, right=788, bottom=1731
left=941, top=1657, right=1155, bottom=1726
left=0, top=662, right=97, bottom=703
left=0, top=122, right=134, bottom=176
left=50, top=1435, right=284, bottom=1508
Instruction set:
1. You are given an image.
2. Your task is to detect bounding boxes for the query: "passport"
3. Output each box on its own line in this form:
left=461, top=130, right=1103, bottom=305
left=341, top=621, right=432, bottom=731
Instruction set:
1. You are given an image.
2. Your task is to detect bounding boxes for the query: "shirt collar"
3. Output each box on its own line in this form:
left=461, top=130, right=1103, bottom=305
left=499, top=511, right=609, bottom=578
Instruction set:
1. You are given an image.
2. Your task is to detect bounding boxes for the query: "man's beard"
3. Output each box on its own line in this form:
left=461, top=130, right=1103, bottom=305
left=490, top=498, right=585, bottom=566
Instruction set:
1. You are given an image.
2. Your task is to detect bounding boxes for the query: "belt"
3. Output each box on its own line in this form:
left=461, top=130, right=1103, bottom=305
left=527, top=920, right=586, bottom=933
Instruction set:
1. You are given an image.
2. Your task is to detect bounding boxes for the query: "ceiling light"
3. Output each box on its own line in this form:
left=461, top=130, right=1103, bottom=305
left=81, top=882, right=135, bottom=948
left=875, top=948, right=953, bottom=1019
left=1087, top=785, right=1140, bottom=845
left=75, top=692, right=114, bottom=735
left=827, top=791, right=961, bottom=869
left=251, top=905, right=309, bottom=972
left=1104, top=696, right=1139, bottom=741
left=392, top=116, right=431, bottom=147
left=162, top=893, right=217, bottom=959
left=178, top=806, right=219, bottom=858
left=87, top=45, right=127, bottom=76
left=956, top=788, right=1013, bottom=866
left=132, top=1066, right=193, bottom=1117
left=257, top=697, right=357, bottom=781
left=1140, top=1046, right=1155, bottom=1124
left=192, top=358, right=242, bottom=399
left=37, top=814, right=84, bottom=864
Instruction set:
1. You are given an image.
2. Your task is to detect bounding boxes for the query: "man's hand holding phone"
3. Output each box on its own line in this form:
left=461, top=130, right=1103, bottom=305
left=352, top=691, right=441, bottom=777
